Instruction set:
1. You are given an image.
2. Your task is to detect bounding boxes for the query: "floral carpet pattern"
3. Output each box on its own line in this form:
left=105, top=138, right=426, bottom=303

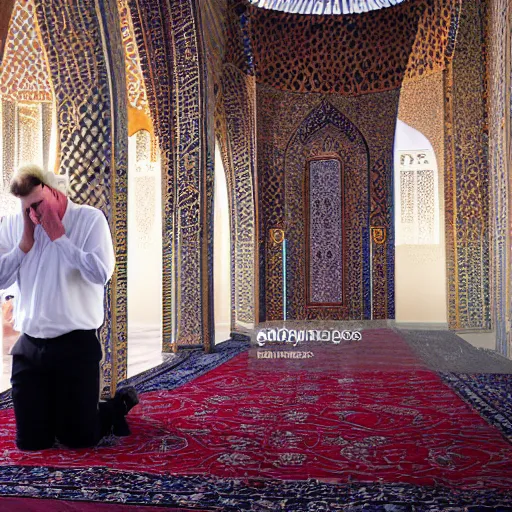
left=0, top=332, right=511, bottom=510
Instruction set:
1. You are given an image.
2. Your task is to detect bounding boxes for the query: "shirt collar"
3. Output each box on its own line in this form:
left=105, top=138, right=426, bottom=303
left=62, top=198, right=76, bottom=225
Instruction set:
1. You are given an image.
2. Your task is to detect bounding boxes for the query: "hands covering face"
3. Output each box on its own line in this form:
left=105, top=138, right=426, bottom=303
left=40, top=186, right=67, bottom=241
left=19, top=207, right=35, bottom=254
left=38, top=198, right=66, bottom=241
left=24, top=185, right=67, bottom=243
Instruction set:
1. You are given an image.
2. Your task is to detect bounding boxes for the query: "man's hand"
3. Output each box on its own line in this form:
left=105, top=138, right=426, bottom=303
left=39, top=200, right=65, bottom=241
left=19, top=207, right=35, bottom=253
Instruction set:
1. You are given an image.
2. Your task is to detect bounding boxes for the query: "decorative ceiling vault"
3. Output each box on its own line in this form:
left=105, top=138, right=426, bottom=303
left=248, top=0, right=406, bottom=15
left=229, top=0, right=460, bottom=96
left=0, top=0, right=52, bottom=102
left=117, top=0, right=153, bottom=137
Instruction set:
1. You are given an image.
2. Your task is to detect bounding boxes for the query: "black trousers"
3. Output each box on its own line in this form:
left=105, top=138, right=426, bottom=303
left=10, top=330, right=113, bottom=450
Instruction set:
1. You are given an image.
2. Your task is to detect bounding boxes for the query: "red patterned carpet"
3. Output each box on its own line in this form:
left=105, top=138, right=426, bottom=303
left=0, top=329, right=512, bottom=491
left=0, top=497, right=203, bottom=512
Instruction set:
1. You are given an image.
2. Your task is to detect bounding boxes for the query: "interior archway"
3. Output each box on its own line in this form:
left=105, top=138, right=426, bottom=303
left=393, top=119, right=447, bottom=325
left=127, top=129, right=163, bottom=377
left=283, top=101, right=371, bottom=320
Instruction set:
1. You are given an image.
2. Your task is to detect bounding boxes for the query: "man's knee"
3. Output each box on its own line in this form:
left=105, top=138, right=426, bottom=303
left=16, top=436, right=54, bottom=451
left=57, top=431, right=98, bottom=449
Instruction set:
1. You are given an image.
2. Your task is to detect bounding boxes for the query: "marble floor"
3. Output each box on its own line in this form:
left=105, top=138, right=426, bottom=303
left=127, top=324, right=165, bottom=379
left=0, top=323, right=233, bottom=393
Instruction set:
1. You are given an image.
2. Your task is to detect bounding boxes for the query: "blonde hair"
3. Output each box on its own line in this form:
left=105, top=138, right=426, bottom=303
left=10, top=164, right=57, bottom=197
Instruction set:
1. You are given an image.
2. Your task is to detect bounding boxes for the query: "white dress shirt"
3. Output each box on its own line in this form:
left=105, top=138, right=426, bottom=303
left=0, top=199, right=115, bottom=338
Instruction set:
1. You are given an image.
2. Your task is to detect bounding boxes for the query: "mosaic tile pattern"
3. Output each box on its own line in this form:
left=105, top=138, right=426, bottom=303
left=264, top=229, right=284, bottom=320
left=98, top=0, right=129, bottom=385
left=0, top=0, right=52, bottom=102
left=117, top=0, right=150, bottom=115
left=128, top=0, right=212, bottom=348
left=33, top=0, right=128, bottom=391
left=174, top=0, right=210, bottom=347
left=201, top=0, right=228, bottom=82
left=371, top=156, right=394, bottom=320
left=397, top=154, right=437, bottom=244
left=510, top=2, right=512, bottom=355
left=308, top=159, right=344, bottom=305
left=417, top=169, right=435, bottom=234
left=127, top=0, right=175, bottom=350
left=487, top=0, right=509, bottom=355
left=286, top=105, right=369, bottom=320
left=202, top=0, right=228, bottom=346
left=205, top=146, right=215, bottom=353
left=131, top=131, right=156, bottom=248
left=1, top=100, right=52, bottom=184
left=256, top=85, right=286, bottom=320
left=444, top=66, right=457, bottom=330
left=444, top=0, right=490, bottom=331
left=17, top=103, right=42, bottom=167
left=403, top=0, right=461, bottom=83
left=34, top=1, right=109, bottom=199
left=1, top=99, right=16, bottom=189
left=214, top=91, right=238, bottom=328
left=224, top=0, right=251, bottom=75
left=0, top=0, right=53, bottom=206
left=397, top=74, right=446, bottom=321
left=221, top=64, right=257, bottom=327
left=226, top=0, right=460, bottom=96
left=224, top=0, right=460, bottom=323
left=41, top=102, right=52, bottom=172
left=257, top=86, right=398, bottom=321
left=217, top=12, right=256, bottom=323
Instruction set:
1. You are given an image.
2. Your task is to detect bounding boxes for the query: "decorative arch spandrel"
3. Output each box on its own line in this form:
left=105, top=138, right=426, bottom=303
left=283, top=101, right=372, bottom=321
left=127, top=0, right=213, bottom=350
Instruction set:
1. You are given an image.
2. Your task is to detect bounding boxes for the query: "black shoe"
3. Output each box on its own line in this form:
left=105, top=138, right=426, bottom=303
left=112, top=415, right=131, bottom=437
left=114, top=386, right=139, bottom=415
left=111, top=386, right=139, bottom=436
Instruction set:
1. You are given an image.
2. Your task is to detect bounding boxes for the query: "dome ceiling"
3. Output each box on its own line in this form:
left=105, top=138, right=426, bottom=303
left=248, top=0, right=407, bottom=15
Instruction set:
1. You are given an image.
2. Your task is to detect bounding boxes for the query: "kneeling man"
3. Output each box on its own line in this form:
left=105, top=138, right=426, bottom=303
left=0, top=164, right=137, bottom=450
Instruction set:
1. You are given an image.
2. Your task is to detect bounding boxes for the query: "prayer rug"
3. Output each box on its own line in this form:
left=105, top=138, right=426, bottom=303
left=0, top=331, right=511, bottom=510
left=0, top=497, right=204, bottom=511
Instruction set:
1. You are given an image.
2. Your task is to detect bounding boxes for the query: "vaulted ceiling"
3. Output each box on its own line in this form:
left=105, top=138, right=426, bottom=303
left=247, top=0, right=407, bottom=15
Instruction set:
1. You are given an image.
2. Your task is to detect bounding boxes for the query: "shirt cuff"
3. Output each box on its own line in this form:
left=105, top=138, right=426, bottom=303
left=53, top=235, right=78, bottom=261
left=53, top=234, right=71, bottom=246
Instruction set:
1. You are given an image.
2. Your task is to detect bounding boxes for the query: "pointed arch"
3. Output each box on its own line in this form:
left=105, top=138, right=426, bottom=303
left=128, top=0, right=213, bottom=350
left=394, top=119, right=440, bottom=246
left=278, top=100, right=372, bottom=320
left=220, top=63, right=257, bottom=331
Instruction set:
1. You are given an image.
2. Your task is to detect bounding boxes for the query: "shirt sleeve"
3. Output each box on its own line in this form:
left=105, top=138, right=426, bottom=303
left=0, top=216, right=25, bottom=290
left=53, top=210, right=116, bottom=285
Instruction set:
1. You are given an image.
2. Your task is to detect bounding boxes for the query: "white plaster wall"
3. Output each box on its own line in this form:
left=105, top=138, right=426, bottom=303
left=394, top=119, right=447, bottom=324
left=214, top=143, right=232, bottom=343
left=127, top=134, right=162, bottom=329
